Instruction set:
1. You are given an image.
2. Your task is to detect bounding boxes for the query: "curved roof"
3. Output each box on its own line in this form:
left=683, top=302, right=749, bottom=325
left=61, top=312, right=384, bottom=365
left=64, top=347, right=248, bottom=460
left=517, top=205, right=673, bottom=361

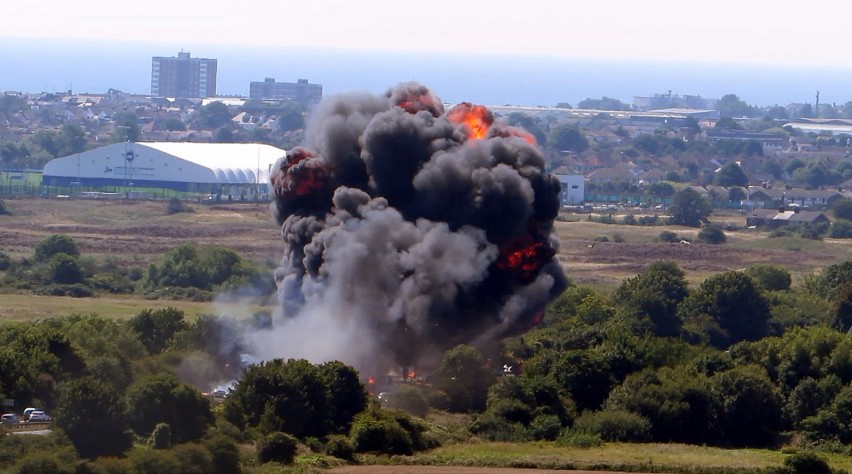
left=43, top=142, right=286, bottom=185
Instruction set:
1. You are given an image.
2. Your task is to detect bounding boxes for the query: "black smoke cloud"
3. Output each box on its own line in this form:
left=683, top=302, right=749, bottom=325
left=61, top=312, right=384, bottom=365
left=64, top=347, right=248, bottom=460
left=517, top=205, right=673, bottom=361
left=259, top=82, right=567, bottom=374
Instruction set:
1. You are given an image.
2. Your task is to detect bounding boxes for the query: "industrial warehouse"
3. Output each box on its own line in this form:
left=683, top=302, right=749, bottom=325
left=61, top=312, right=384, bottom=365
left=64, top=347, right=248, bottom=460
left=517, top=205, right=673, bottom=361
left=41, top=142, right=286, bottom=197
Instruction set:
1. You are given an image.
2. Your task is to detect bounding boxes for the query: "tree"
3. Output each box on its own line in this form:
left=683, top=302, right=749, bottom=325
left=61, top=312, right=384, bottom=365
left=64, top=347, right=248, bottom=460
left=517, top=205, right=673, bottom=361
left=319, top=360, right=368, bottom=433
left=432, top=345, right=494, bottom=413
left=804, top=261, right=852, bottom=299
left=550, top=350, right=613, bottom=411
left=668, top=188, right=711, bottom=227
left=718, top=94, right=755, bottom=118
left=34, top=234, right=80, bottom=261
left=713, top=161, right=749, bottom=187
left=224, top=358, right=363, bottom=438
left=194, top=101, right=232, bottom=129
left=679, top=271, right=771, bottom=347
left=745, top=264, right=792, bottom=291
left=49, top=253, right=84, bottom=284
left=125, top=373, right=214, bottom=443
left=577, top=97, right=631, bottom=111
left=832, top=198, right=852, bottom=221
left=709, top=366, right=783, bottom=446
left=277, top=105, right=306, bottom=132
left=548, top=125, right=588, bottom=153
left=612, top=261, right=688, bottom=337
left=128, top=307, right=188, bottom=355
left=163, top=118, right=186, bottom=131
left=54, top=377, right=133, bottom=459
left=112, top=111, right=141, bottom=142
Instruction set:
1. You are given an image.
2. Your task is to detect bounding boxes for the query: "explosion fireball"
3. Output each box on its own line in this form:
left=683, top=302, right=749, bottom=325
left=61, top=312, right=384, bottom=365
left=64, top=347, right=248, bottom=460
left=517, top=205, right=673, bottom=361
left=261, top=82, right=567, bottom=375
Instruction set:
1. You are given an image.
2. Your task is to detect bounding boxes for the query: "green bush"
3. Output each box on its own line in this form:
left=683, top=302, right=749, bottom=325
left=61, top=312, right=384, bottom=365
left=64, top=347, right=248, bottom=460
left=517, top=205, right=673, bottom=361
left=11, top=453, right=75, bottom=474
left=201, top=434, right=242, bottom=474
left=697, top=225, right=726, bottom=244
left=0, top=251, right=11, bottom=271
left=171, top=443, right=215, bottom=473
left=658, top=230, right=679, bottom=243
left=829, top=219, right=852, bottom=239
left=555, top=430, right=603, bottom=448
left=386, top=384, right=429, bottom=418
left=469, top=411, right=529, bottom=442
left=325, top=435, right=356, bottom=462
left=528, top=413, right=562, bottom=441
left=775, top=451, right=833, bottom=474
left=746, top=263, right=792, bottom=291
left=33, top=283, right=95, bottom=297
left=257, top=431, right=298, bottom=465
left=350, top=415, right=414, bottom=455
left=0, top=199, right=9, bottom=215
left=34, top=234, right=80, bottom=261
left=572, top=409, right=651, bottom=442
left=127, top=447, right=182, bottom=474
left=147, top=423, right=172, bottom=449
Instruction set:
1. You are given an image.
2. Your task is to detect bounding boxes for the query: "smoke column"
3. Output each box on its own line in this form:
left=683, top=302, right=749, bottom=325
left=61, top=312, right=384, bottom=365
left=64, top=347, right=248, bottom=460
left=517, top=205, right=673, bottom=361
left=252, top=82, right=567, bottom=375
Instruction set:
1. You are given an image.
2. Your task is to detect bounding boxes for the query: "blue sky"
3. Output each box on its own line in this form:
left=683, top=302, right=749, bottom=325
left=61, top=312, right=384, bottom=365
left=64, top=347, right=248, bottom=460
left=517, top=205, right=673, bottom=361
left=4, top=0, right=850, bottom=67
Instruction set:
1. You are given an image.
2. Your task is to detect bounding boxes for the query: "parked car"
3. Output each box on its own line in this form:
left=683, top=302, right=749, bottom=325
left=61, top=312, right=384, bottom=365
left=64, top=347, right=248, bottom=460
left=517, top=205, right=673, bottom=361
left=22, top=407, right=39, bottom=421
left=27, top=411, right=51, bottom=422
left=1, top=413, right=19, bottom=425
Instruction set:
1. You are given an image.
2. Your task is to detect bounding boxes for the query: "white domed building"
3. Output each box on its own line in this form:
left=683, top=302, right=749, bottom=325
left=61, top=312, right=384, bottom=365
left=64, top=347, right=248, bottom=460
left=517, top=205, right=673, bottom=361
left=42, top=142, right=286, bottom=196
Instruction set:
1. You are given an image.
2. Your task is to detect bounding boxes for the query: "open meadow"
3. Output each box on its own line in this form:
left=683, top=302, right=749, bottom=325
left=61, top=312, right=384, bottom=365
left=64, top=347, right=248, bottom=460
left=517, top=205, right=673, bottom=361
left=1, top=197, right=851, bottom=320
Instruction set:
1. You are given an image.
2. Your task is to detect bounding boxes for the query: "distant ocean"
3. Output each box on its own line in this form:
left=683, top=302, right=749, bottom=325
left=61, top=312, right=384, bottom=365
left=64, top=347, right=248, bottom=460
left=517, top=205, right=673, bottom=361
left=3, top=37, right=852, bottom=108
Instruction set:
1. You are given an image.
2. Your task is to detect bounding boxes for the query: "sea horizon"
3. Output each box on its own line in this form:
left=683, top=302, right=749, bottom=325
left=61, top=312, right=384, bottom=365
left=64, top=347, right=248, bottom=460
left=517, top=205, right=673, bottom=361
left=3, top=37, right=852, bottom=109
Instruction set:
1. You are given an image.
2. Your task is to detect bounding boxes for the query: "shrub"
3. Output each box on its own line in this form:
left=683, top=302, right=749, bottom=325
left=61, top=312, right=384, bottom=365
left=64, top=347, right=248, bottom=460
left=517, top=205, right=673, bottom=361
left=829, top=219, right=852, bottom=239
left=637, top=215, right=659, bottom=226
left=469, top=411, right=529, bottom=442
left=350, top=415, right=414, bottom=455
left=325, top=435, right=355, bottom=462
left=34, top=234, right=80, bottom=261
left=0, top=199, right=9, bottom=215
left=658, top=230, right=679, bottom=243
left=33, top=283, right=95, bottom=298
left=746, top=264, right=792, bottom=291
left=171, top=443, right=215, bottom=473
left=257, top=431, right=298, bottom=465
left=612, top=232, right=625, bottom=243
left=201, top=434, right=241, bottom=474
left=166, top=197, right=192, bottom=215
left=528, top=414, right=562, bottom=441
left=127, top=448, right=182, bottom=474
left=697, top=225, right=726, bottom=244
left=778, top=451, right=832, bottom=474
left=555, top=431, right=603, bottom=448
left=621, top=214, right=636, bottom=225
left=572, top=409, right=651, bottom=442
left=387, top=385, right=429, bottom=418
left=0, top=251, right=11, bottom=271
left=147, top=423, right=171, bottom=449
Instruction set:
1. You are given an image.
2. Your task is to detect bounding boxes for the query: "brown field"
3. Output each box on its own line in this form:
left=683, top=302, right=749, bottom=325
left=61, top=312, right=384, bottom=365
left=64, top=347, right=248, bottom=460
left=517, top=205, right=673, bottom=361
left=1, top=197, right=850, bottom=301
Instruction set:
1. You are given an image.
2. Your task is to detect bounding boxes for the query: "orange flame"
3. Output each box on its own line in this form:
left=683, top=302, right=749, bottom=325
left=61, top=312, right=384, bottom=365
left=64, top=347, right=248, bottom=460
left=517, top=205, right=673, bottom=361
left=447, top=102, right=494, bottom=140
left=272, top=147, right=331, bottom=200
left=496, top=234, right=555, bottom=282
left=497, top=126, right=537, bottom=145
left=407, top=370, right=416, bottom=380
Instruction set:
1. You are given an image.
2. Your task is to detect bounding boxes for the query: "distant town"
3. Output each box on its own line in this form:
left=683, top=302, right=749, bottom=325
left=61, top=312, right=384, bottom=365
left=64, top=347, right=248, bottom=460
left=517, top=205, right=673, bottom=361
left=2, top=50, right=852, bottom=220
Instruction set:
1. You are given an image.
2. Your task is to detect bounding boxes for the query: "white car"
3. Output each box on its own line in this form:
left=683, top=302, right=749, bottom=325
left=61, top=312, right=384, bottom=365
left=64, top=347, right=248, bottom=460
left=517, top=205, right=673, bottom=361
left=1, top=413, right=19, bottom=425
left=27, top=411, right=51, bottom=422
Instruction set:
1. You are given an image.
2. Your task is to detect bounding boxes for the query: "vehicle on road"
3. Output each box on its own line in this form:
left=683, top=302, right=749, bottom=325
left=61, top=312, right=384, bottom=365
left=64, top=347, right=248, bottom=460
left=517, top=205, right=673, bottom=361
left=1, top=413, right=20, bottom=425
left=28, top=411, right=51, bottom=422
left=23, top=407, right=39, bottom=421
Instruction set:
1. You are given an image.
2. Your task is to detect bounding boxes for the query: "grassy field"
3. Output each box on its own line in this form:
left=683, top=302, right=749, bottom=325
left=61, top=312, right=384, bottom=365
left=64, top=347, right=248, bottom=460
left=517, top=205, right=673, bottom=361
left=350, top=440, right=852, bottom=473
left=0, top=292, right=273, bottom=322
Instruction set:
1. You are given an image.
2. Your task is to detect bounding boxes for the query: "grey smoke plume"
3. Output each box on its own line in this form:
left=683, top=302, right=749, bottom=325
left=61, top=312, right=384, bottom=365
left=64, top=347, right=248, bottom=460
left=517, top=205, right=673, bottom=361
left=256, top=82, right=567, bottom=375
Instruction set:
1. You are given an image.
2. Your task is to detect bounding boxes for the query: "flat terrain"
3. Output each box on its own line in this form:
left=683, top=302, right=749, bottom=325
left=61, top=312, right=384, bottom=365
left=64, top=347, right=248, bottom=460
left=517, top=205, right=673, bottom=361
left=1, top=197, right=851, bottom=319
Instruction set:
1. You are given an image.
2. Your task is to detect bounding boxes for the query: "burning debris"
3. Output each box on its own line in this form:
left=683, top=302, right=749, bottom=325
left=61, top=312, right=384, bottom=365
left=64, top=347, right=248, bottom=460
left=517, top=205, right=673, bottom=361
left=259, top=82, right=567, bottom=376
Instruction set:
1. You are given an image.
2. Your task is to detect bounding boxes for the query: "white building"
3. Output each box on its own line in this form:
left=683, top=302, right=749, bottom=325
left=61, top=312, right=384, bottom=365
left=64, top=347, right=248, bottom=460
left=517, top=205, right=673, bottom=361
left=42, top=142, right=286, bottom=195
left=554, top=172, right=585, bottom=205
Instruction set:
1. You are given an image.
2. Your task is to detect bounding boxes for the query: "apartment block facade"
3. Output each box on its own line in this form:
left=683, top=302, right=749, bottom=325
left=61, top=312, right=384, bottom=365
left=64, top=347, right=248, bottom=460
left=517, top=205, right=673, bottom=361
left=151, top=52, right=217, bottom=98
left=249, top=78, right=322, bottom=103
